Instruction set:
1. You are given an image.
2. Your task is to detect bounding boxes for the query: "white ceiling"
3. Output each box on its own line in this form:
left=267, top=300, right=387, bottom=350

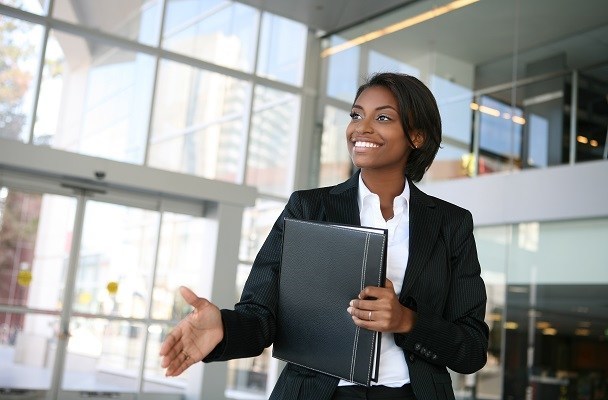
left=233, top=0, right=420, bottom=35
left=235, top=0, right=608, bottom=85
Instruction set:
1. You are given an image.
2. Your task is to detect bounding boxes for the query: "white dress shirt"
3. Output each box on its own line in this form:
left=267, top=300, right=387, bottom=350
left=338, top=174, right=411, bottom=387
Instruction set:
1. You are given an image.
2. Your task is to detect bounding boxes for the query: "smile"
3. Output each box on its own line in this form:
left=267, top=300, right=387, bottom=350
left=354, top=141, right=380, bottom=148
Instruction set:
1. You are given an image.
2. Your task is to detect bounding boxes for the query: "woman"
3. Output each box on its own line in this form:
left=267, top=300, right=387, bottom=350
left=160, top=72, right=489, bottom=400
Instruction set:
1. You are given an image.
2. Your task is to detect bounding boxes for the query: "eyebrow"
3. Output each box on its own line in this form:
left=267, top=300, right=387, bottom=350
left=351, top=104, right=398, bottom=112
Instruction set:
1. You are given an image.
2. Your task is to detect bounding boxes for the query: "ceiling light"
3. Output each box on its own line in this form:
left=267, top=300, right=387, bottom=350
left=542, top=328, right=557, bottom=335
left=321, top=0, right=480, bottom=57
left=512, top=116, right=526, bottom=125
left=590, top=139, right=599, bottom=147
left=536, top=321, right=551, bottom=329
left=577, top=135, right=589, bottom=144
left=575, top=328, right=590, bottom=336
left=505, top=321, right=519, bottom=330
left=478, top=105, right=501, bottom=117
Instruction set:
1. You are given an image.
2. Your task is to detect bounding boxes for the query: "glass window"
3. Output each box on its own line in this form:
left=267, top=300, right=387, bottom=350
left=152, top=212, right=214, bottom=321
left=0, top=0, right=46, bottom=14
left=246, top=85, right=300, bottom=197
left=239, top=198, right=285, bottom=263
left=257, top=13, right=307, bottom=86
left=148, top=60, right=250, bottom=182
left=52, top=0, right=163, bottom=46
left=318, top=105, right=352, bottom=187
left=162, top=0, right=259, bottom=72
left=0, top=15, right=44, bottom=142
left=324, top=36, right=360, bottom=103
left=425, top=142, right=470, bottom=182
left=476, top=93, right=524, bottom=175
left=62, top=317, right=144, bottom=392
left=33, top=30, right=156, bottom=163
left=73, top=201, right=160, bottom=319
left=368, top=50, right=419, bottom=77
left=0, top=188, right=77, bottom=310
left=0, top=313, right=59, bottom=390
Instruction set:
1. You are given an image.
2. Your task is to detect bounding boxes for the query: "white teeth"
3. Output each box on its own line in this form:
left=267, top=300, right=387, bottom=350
left=354, top=141, right=380, bottom=148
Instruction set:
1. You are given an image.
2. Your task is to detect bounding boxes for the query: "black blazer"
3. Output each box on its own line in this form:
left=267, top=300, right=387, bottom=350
left=205, top=171, right=489, bottom=400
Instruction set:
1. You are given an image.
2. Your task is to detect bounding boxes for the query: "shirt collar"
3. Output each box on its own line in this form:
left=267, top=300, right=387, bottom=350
left=357, top=174, right=410, bottom=211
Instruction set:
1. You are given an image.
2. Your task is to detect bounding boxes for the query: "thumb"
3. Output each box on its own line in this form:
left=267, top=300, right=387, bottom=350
left=179, top=286, right=207, bottom=308
left=385, top=278, right=394, bottom=290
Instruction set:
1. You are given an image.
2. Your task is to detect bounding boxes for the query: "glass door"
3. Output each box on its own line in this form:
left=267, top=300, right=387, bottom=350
left=0, top=180, right=214, bottom=400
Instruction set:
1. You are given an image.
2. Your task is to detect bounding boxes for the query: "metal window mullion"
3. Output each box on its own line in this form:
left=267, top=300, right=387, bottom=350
left=136, top=205, right=165, bottom=394
left=471, top=95, right=481, bottom=177
left=569, top=70, right=578, bottom=165
left=25, top=0, right=53, bottom=145
left=239, top=10, right=264, bottom=185
left=46, top=190, right=86, bottom=400
left=142, top=0, right=168, bottom=166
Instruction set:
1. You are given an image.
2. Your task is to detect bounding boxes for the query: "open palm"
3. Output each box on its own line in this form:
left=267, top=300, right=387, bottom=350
left=159, top=286, right=224, bottom=377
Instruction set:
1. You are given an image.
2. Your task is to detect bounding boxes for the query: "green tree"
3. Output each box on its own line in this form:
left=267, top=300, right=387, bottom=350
left=0, top=15, right=35, bottom=140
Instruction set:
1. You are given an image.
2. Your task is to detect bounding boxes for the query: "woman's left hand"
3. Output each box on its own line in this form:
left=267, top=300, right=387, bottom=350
left=347, top=278, right=416, bottom=333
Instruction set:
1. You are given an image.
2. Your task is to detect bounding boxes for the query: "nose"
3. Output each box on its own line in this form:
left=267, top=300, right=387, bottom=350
left=356, top=116, right=373, bottom=134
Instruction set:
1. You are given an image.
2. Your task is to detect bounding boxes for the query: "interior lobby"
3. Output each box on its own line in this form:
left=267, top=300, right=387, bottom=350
left=1, top=0, right=607, bottom=399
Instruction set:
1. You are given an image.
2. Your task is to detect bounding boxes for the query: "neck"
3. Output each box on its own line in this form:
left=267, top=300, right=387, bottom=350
left=360, top=169, right=406, bottom=200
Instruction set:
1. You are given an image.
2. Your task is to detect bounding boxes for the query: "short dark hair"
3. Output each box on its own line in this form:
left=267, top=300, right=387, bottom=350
left=354, top=72, right=442, bottom=182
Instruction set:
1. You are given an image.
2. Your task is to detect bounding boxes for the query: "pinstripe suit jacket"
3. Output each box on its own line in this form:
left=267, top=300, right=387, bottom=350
left=205, top=171, right=489, bottom=400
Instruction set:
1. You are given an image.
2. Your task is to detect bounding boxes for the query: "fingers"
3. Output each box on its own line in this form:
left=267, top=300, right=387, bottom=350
left=165, top=348, right=194, bottom=377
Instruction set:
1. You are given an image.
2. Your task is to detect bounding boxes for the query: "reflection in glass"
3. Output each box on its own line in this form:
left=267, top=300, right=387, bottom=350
left=246, top=85, right=300, bottom=197
left=424, top=75, right=475, bottom=182
left=319, top=105, right=352, bottom=187
left=257, top=13, right=306, bottom=86
left=526, top=114, right=549, bottom=168
left=162, top=0, right=259, bottom=72
left=149, top=60, right=250, bottom=181
left=73, top=201, right=159, bottom=319
left=476, top=94, right=524, bottom=175
left=0, top=313, right=58, bottom=390
left=52, top=0, right=163, bottom=46
left=34, top=30, right=155, bottom=162
left=0, top=15, right=44, bottom=142
left=425, top=142, right=470, bottom=182
left=61, top=318, right=144, bottom=392
left=0, top=189, right=76, bottom=310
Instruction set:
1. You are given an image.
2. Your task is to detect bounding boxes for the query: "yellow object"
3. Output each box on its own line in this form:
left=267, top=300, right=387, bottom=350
left=106, top=281, right=119, bottom=295
left=17, top=270, right=33, bottom=287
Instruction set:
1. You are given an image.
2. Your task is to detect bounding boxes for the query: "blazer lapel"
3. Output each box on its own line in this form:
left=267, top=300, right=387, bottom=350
left=324, top=171, right=360, bottom=225
left=400, top=182, right=441, bottom=299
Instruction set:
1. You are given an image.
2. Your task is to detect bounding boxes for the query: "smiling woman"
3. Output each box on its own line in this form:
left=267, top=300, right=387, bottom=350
left=159, top=72, right=489, bottom=400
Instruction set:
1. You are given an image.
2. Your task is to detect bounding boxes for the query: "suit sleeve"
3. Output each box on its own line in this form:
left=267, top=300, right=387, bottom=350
left=394, top=209, right=489, bottom=374
left=204, top=192, right=307, bottom=362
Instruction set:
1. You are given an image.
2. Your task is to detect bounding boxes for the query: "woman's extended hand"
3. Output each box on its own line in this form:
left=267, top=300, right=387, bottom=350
left=347, top=279, right=416, bottom=333
left=159, top=286, right=224, bottom=377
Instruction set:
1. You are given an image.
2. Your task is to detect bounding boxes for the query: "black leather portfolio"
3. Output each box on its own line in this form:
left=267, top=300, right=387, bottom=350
left=273, top=218, right=387, bottom=386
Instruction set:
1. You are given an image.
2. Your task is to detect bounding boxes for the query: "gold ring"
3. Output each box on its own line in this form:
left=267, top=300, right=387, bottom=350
left=368, top=311, right=372, bottom=321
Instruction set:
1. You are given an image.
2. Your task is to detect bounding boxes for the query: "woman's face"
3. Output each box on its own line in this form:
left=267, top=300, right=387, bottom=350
left=346, top=86, right=412, bottom=173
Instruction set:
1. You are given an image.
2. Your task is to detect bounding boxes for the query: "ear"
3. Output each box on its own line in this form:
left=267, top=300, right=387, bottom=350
left=410, top=130, right=424, bottom=149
